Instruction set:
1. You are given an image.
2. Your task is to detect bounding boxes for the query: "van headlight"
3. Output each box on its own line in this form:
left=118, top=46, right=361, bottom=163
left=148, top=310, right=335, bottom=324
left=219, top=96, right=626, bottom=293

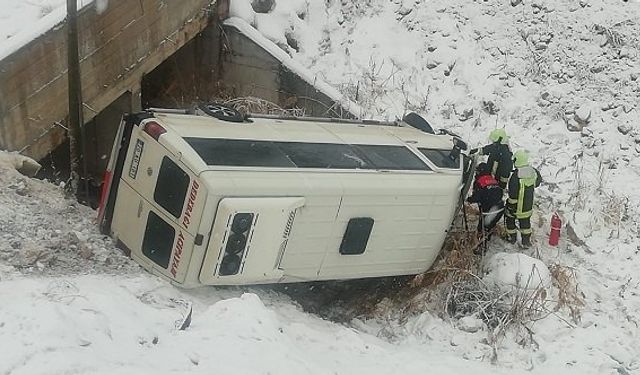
left=219, top=213, right=254, bottom=276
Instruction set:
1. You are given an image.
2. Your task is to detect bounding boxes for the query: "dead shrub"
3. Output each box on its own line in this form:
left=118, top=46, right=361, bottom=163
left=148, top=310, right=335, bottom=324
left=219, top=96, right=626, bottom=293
left=549, top=264, right=584, bottom=323
left=221, top=96, right=305, bottom=116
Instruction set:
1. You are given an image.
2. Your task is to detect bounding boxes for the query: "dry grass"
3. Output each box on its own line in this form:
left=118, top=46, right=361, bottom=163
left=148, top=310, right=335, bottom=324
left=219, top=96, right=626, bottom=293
left=221, top=96, right=305, bottom=116
left=549, top=264, right=585, bottom=324
left=600, top=193, right=628, bottom=238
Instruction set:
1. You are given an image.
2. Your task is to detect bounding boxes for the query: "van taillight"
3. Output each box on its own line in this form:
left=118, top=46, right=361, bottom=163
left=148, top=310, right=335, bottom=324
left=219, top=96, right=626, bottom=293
left=96, top=170, right=112, bottom=224
left=143, top=121, right=166, bottom=140
left=219, top=213, right=254, bottom=276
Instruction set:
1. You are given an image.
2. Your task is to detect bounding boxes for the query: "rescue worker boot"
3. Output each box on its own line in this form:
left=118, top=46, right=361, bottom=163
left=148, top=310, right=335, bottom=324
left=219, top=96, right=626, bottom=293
left=521, top=234, right=532, bottom=248
left=507, top=233, right=517, bottom=244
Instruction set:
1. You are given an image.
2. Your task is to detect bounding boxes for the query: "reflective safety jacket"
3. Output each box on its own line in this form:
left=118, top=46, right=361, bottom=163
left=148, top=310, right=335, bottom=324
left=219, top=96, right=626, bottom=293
left=507, top=166, right=542, bottom=219
left=481, top=142, right=513, bottom=189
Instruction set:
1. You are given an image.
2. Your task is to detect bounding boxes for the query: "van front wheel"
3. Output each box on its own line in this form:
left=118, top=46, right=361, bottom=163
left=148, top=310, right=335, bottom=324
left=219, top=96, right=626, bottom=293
left=199, top=103, right=244, bottom=122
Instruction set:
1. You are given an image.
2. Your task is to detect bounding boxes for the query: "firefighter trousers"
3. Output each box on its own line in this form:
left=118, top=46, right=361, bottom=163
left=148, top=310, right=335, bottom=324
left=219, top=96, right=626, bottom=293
left=505, top=212, right=531, bottom=237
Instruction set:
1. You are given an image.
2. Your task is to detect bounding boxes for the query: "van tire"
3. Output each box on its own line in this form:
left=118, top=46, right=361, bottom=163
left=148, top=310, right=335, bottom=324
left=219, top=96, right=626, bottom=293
left=199, top=103, right=244, bottom=122
left=403, top=112, right=435, bottom=134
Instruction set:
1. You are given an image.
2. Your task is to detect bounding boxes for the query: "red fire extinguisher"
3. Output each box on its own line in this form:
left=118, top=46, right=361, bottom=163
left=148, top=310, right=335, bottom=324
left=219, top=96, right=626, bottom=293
left=549, top=213, right=561, bottom=246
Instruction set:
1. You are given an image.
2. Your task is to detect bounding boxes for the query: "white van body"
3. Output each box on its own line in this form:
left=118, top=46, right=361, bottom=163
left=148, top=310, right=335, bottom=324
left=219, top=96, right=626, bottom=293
left=98, top=108, right=471, bottom=287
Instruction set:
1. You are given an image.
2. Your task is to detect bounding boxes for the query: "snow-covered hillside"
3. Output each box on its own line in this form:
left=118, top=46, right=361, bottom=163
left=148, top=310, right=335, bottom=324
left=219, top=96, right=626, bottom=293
left=2, top=0, right=640, bottom=374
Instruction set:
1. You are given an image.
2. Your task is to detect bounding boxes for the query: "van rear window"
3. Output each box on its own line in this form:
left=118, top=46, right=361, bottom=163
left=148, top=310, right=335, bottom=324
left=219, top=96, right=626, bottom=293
left=185, top=138, right=431, bottom=171
left=142, top=211, right=175, bottom=269
left=418, top=148, right=460, bottom=169
left=154, top=157, right=190, bottom=218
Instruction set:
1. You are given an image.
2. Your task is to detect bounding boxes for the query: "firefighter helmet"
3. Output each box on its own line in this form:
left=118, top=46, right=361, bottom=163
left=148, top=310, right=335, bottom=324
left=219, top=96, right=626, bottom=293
left=513, top=150, right=529, bottom=168
left=489, top=128, right=508, bottom=144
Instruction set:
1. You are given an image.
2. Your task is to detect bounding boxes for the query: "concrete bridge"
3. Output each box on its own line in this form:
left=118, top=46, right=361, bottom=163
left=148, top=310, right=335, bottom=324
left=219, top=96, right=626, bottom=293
left=0, top=0, right=358, bottom=182
left=0, top=0, right=214, bottom=162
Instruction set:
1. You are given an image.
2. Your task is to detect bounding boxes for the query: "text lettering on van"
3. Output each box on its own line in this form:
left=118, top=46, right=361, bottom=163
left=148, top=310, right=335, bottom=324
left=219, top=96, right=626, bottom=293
left=181, top=180, right=199, bottom=229
left=170, top=231, right=185, bottom=277
left=128, top=139, right=144, bottom=179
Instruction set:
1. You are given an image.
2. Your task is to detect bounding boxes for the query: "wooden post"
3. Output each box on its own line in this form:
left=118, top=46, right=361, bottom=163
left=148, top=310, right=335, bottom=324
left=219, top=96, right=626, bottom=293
left=66, top=0, right=85, bottom=197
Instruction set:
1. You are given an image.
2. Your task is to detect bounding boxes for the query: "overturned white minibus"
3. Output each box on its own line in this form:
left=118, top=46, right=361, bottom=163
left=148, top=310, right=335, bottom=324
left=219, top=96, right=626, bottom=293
left=98, top=105, right=472, bottom=287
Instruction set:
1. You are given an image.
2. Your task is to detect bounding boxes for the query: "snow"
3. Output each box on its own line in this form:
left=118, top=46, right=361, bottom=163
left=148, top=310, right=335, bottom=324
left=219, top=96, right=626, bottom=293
left=2, top=0, right=640, bottom=374
left=0, top=0, right=100, bottom=61
left=224, top=17, right=365, bottom=118
left=483, top=252, right=551, bottom=291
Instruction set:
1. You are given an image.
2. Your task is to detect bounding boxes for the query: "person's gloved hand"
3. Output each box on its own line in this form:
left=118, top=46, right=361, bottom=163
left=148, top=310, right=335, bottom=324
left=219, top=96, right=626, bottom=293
left=469, top=148, right=479, bottom=155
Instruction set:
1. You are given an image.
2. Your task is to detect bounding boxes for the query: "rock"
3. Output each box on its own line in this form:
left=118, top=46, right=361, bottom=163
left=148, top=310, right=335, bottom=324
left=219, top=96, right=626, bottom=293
left=631, top=73, right=638, bottom=81
left=550, top=61, right=562, bottom=74
left=613, top=107, right=622, bottom=117
left=458, top=316, right=484, bottom=333
left=427, top=45, right=437, bottom=52
left=581, top=127, right=593, bottom=137
left=601, top=102, right=616, bottom=111
left=482, top=100, right=499, bottom=115
left=426, top=59, right=440, bottom=69
left=618, top=124, right=633, bottom=135
left=620, top=143, right=630, bottom=151
left=535, top=42, right=548, bottom=50
left=511, top=0, right=523, bottom=6
left=459, top=108, right=474, bottom=121
left=566, top=118, right=584, bottom=132
left=619, top=46, right=632, bottom=59
left=537, top=98, right=551, bottom=107
left=575, top=105, right=592, bottom=124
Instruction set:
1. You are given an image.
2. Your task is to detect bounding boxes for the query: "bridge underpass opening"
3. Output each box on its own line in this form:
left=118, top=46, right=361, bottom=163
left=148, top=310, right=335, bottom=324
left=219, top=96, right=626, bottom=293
left=141, top=25, right=221, bottom=110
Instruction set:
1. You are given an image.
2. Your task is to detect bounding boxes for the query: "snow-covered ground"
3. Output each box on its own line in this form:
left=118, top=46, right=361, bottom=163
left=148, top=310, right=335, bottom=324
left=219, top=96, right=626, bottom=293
left=2, top=0, right=640, bottom=374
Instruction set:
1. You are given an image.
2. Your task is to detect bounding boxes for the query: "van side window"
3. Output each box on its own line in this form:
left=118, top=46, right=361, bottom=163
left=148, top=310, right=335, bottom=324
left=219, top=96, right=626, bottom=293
left=276, top=142, right=368, bottom=169
left=340, top=218, right=374, bottom=255
left=186, top=138, right=296, bottom=168
left=185, top=138, right=432, bottom=171
left=142, top=211, right=175, bottom=268
left=418, top=148, right=460, bottom=169
left=353, top=144, right=431, bottom=171
left=154, top=157, right=190, bottom=217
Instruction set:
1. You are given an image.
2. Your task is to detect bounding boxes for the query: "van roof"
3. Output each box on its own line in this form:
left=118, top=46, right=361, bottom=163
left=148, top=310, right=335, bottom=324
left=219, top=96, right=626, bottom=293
left=152, top=112, right=454, bottom=149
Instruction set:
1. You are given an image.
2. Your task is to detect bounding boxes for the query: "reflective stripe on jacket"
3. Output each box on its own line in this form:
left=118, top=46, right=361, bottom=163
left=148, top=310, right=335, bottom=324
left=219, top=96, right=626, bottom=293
left=507, top=166, right=542, bottom=219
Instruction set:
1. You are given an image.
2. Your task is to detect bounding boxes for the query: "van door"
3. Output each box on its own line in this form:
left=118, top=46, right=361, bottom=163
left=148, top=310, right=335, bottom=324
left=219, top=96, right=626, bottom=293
left=116, top=191, right=197, bottom=282
left=109, top=126, right=205, bottom=283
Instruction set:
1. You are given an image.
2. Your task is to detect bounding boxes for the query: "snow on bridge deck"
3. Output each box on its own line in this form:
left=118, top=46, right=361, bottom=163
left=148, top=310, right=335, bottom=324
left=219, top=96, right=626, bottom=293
left=0, top=0, right=214, bottom=160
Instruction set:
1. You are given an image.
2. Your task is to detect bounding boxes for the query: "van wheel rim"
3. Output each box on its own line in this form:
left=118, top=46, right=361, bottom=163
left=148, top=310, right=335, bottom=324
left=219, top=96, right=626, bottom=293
left=206, top=105, right=236, bottom=118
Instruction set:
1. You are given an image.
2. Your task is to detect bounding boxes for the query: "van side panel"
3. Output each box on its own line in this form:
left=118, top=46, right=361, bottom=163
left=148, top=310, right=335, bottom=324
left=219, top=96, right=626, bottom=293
left=191, top=169, right=459, bottom=284
left=317, top=174, right=459, bottom=279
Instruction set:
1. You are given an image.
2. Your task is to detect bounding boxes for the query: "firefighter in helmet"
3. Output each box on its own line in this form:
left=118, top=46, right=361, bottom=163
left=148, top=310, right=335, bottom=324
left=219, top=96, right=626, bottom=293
left=505, top=150, right=542, bottom=247
left=469, top=128, right=513, bottom=189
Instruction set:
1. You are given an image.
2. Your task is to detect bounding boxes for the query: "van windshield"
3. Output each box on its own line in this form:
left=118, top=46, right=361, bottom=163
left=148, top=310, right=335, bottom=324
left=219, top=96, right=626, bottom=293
left=185, top=138, right=431, bottom=171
